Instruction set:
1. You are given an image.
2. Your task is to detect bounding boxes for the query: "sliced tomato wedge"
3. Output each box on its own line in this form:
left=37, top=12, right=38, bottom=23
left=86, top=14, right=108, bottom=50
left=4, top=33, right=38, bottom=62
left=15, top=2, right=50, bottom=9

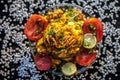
left=83, top=18, right=103, bottom=42
left=24, top=14, right=48, bottom=41
left=34, top=53, right=52, bottom=71
left=75, top=48, right=97, bottom=66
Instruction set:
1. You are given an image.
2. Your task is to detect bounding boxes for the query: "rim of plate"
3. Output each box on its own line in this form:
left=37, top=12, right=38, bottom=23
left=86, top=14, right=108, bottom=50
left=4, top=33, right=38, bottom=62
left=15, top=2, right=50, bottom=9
left=29, top=3, right=97, bottom=76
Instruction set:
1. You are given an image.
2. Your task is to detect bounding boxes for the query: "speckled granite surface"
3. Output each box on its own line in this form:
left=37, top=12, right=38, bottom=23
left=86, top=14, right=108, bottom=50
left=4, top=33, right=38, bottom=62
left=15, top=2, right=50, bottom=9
left=0, top=0, right=120, bottom=80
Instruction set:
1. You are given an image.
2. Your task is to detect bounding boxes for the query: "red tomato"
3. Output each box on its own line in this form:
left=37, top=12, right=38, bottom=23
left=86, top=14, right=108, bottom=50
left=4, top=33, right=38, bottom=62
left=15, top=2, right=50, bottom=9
left=34, top=53, right=52, bottom=71
left=83, top=18, right=103, bottom=42
left=75, top=48, right=97, bottom=66
left=24, top=14, right=48, bottom=41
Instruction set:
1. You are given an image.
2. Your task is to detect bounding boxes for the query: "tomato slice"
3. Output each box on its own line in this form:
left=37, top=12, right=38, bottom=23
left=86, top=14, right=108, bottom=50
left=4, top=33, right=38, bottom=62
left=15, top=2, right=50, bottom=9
left=75, top=48, right=97, bottom=66
left=34, top=53, right=52, bottom=71
left=24, top=14, right=48, bottom=41
left=83, top=18, right=103, bottom=42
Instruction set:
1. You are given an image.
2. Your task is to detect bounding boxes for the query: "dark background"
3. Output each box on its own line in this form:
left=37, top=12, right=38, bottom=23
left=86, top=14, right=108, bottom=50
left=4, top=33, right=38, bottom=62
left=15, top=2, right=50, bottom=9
left=0, top=0, right=120, bottom=80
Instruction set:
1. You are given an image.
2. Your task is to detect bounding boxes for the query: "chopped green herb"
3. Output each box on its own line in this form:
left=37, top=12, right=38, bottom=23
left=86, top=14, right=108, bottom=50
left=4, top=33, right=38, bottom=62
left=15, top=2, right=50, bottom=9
left=65, top=12, right=73, bottom=17
left=56, top=48, right=66, bottom=53
left=89, top=24, right=96, bottom=31
left=76, top=21, right=84, bottom=27
left=59, top=30, right=64, bottom=38
left=48, top=29, right=56, bottom=36
left=89, top=49, right=94, bottom=54
left=64, top=8, right=77, bottom=20
left=70, top=14, right=79, bottom=20
left=67, top=7, right=73, bottom=11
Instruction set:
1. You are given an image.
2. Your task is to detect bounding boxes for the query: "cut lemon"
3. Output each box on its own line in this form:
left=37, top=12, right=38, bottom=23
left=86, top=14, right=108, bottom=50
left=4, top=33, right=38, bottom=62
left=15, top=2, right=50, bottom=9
left=61, top=62, right=77, bottom=76
left=83, top=33, right=97, bottom=49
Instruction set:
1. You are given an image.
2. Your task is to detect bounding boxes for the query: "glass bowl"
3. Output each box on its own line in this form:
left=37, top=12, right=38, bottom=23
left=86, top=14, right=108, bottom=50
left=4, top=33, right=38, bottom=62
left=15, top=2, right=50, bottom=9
left=29, top=3, right=97, bottom=76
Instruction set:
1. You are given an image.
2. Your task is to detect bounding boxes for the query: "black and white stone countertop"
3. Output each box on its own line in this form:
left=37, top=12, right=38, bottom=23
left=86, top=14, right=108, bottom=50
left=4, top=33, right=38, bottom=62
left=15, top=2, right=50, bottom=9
left=0, top=0, right=120, bottom=80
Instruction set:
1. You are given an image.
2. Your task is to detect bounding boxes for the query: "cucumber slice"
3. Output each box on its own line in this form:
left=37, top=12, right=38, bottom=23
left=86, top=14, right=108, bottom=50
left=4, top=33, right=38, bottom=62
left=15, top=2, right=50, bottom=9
left=61, top=62, right=77, bottom=76
left=83, top=33, right=96, bottom=49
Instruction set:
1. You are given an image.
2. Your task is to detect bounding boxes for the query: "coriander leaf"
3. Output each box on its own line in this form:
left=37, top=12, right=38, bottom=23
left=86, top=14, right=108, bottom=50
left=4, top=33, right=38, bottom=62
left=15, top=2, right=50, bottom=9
left=76, top=21, right=84, bottom=27
left=48, top=29, right=56, bottom=36
left=89, top=49, right=94, bottom=54
left=89, top=24, right=96, bottom=31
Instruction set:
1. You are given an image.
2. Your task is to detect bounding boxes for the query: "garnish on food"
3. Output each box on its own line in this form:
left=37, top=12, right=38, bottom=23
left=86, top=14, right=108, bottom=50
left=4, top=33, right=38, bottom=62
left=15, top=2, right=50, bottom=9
left=24, top=8, right=103, bottom=76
